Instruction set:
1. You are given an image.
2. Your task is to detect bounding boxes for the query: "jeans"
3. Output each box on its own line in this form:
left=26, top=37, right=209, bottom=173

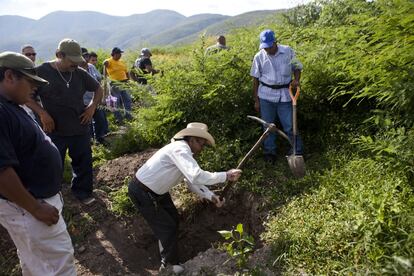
left=0, top=194, right=76, bottom=276
left=50, top=134, right=93, bottom=200
left=260, top=98, right=304, bottom=155
left=128, top=180, right=179, bottom=266
left=90, top=108, right=109, bottom=139
left=110, top=84, right=133, bottom=123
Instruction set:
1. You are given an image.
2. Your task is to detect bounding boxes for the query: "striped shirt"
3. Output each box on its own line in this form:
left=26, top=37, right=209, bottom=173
left=250, top=45, right=303, bottom=103
left=83, top=64, right=101, bottom=105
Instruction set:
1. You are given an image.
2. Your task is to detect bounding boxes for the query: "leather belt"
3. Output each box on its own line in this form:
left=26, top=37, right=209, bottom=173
left=260, top=81, right=290, bottom=90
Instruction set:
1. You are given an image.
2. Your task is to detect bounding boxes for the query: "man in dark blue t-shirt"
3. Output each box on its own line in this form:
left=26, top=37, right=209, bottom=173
left=0, top=51, right=76, bottom=275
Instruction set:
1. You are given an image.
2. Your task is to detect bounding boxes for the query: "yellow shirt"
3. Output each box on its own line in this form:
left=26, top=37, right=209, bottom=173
left=104, top=58, right=128, bottom=81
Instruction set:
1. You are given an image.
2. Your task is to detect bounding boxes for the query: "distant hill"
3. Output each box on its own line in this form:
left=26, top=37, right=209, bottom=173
left=0, top=9, right=282, bottom=59
left=171, top=10, right=285, bottom=46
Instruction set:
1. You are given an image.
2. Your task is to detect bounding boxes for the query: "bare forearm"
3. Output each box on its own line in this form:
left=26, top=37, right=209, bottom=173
left=25, top=98, right=46, bottom=116
left=294, top=70, right=301, bottom=82
left=253, top=77, right=259, bottom=100
left=92, top=86, right=104, bottom=106
left=0, top=167, right=41, bottom=214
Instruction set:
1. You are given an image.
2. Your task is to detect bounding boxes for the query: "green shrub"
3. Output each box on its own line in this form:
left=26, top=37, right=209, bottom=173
left=263, top=157, right=414, bottom=274
left=109, top=177, right=136, bottom=217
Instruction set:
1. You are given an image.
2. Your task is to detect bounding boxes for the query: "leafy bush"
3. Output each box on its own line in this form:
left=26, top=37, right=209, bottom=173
left=263, top=157, right=414, bottom=274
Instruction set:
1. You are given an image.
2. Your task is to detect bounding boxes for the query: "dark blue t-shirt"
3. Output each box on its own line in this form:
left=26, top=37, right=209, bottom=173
left=35, top=63, right=100, bottom=136
left=0, top=95, right=62, bottom=199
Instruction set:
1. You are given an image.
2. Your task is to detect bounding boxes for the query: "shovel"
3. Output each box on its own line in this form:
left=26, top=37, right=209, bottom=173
left=286, top=85, right=306, bottom=178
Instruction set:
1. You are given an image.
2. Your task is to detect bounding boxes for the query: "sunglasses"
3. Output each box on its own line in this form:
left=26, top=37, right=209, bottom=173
left=25, top=53, right=37, bottom=57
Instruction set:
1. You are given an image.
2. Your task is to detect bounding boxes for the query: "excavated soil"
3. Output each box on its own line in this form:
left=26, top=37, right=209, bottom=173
left=0, top=149, right=272, bottom=275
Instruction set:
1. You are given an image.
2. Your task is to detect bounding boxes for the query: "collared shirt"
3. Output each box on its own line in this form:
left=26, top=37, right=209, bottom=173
left=250, top=45, right=303, bottom=103
left=104, top=58, right=128, bottom=81
left=136, top=141, right=227, bottom=199
left=84, top=63, right=102, bottom=105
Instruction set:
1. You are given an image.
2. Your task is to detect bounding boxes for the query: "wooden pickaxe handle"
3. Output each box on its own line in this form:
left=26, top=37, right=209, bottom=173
left=220, top=127, right=271, bottom=196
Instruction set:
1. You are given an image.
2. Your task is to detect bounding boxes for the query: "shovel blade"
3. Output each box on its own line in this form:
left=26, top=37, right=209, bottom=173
left=286, top=155, right=306, bottom=178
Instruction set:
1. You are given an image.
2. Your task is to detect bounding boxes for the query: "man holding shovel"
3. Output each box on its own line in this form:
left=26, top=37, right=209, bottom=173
left=250, top=29, right=304, bottom=163
left=128, top=122, right=242, bottom=273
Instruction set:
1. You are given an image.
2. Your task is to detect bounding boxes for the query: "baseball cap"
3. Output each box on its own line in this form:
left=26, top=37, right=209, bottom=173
left=111, top=47, right=124, bottom=55
left=259, top=29, right=276, bottom=49
left=81, top=47, right=89, bottom=56
left=0, top=51, right=48, bottom=85
left=58, top=38, right=85, bottom=64
left=140, top=48, right=152, bottom=56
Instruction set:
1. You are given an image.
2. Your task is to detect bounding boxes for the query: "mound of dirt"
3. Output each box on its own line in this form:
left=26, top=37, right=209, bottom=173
left=95, top=149, right=157, bottom=188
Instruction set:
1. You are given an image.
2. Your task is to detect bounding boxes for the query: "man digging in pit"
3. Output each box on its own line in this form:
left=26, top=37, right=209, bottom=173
left=128, top=122, right=242, bottom=273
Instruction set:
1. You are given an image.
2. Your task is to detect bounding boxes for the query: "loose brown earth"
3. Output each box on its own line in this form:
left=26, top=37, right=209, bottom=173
left=0, top=149, right=274, bottom=275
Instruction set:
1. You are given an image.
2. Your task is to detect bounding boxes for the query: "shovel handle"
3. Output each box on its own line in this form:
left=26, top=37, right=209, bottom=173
left=289, top=84, right=300, bottom=105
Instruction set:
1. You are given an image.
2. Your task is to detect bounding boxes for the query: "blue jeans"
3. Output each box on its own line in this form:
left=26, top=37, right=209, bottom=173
left=260, top=98, right=304, bottom=155
left=90, top=108, right=109, bottom=139
left=50, top=134, right=93, bottom=200
left=110, top=84, right=133, bottom=123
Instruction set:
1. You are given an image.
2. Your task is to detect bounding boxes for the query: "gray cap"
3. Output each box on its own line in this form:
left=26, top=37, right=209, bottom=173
left=58, top=38, right=85, bottom=64
left=140, top=48, right=152, bottom=56
left=0, top=51, right=48, bottom=85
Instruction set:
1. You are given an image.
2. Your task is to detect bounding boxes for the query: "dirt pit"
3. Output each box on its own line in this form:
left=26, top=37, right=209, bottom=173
left=1, top=149, right=271, bottom=275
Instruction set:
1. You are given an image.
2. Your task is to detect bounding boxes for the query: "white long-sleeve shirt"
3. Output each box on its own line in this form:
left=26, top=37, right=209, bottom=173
left=136, top=141, right=227, bottom=200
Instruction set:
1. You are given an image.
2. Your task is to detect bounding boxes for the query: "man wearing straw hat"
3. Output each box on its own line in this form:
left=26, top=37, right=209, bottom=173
left=128, top=122, right=242, bottom=273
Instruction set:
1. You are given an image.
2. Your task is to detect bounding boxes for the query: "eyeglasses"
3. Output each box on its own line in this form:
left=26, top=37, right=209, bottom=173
left=24, top=53, right=37, bottom=57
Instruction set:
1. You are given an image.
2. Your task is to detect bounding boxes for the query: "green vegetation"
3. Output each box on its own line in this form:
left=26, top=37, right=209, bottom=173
left=219, top=223, right=255, bottom=269
left=3, top=0, right=412, bottom=274
left=109, top=176, right=135, bottom=217
left=100, top=0, right=413, bottom=274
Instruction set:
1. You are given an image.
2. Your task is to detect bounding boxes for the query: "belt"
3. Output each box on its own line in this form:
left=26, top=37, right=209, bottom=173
left=260, top=81, right=290, bottom=90
left=131, top=177, right=158, bottom=194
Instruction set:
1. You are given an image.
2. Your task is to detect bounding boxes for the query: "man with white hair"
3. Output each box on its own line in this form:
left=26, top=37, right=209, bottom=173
left=128, top=122, right=242, bottom=273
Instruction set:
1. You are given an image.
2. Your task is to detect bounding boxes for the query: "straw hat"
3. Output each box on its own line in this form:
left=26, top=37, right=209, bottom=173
left=173, top=122, right=215, bottom=146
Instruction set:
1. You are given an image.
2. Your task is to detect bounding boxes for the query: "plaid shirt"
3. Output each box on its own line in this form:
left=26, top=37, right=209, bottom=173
left=250, top=45, right=303, bottom=103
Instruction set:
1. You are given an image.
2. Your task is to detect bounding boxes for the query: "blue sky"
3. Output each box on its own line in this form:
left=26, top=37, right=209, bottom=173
left=0, top=0, right=310, bottom=19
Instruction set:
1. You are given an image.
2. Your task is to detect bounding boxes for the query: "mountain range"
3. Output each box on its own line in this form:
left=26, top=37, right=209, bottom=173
left=0, top=9, right=282, bottom=60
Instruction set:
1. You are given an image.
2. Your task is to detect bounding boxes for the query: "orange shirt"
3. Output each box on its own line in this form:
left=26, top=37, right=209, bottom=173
left=104, top=58, right=128, bottom=81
